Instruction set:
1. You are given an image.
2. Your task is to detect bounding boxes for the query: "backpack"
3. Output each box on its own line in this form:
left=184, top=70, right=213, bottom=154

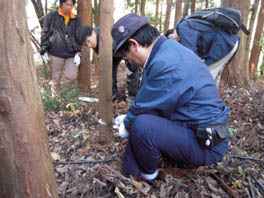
left=185, top=7, right=250, bottom=35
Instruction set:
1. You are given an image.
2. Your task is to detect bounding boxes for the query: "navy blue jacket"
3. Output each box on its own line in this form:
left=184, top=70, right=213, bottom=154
left=124, top=36, right=229, bottom=131
left=176, top=18, right=240, bottom=65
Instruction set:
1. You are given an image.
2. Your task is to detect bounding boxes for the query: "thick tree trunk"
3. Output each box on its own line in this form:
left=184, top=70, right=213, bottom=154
left=249, top=0, right=264, bottom=80
left=164, top=0, right=173, bottom=33
left=140, top=0, right=146, bottom=16
left=78, top=0, right=92, bottom=91
left=0, top=0, right=58, bottom=197
left=174, top=0, right=183, bottom=27
left=245, top=0, right=260, bottom=69
left=154, top=0, right=160, bottom=27
left=191, top=0, right=196, bottom=13
left=221, top=0, right=250, bottom=86
left=205, top=0, right=209, bottom=8
left=98, top=0, right=113, bottom=143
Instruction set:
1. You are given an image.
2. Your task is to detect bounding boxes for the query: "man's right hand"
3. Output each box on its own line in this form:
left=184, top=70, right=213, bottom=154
left=41, top=52, right=49, bottom=64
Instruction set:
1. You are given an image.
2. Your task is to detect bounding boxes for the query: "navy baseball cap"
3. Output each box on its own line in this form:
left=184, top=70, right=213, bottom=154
left=112, top=13, right=150, bottom=55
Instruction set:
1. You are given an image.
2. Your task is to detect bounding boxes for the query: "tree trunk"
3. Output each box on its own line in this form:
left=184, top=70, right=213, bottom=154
left=245, top=0, right=260, bottom=69
left=140, top=0, right=146, bottom=16
left=182, top=0, right=191, bottom=18
left=154, top=0, right=160, bottom=27
left=78, top=0, right=92, bottom=91
left=249, top=0, right=264, bottom=80
left=135, top=0, right=139, bottom=14
left=94, top=0, right=100, bottom=75
left=0, top=0, right=58, bottom=197
left=174, top=0, right=183, bottom=27
left=164, top=0, right=173, bottom=33
left=205, top=0, right=209, bottom=8
left=31, top=0, right=45, bottom=26
left=98, top=0, right=113, bottom=144
left=221, top=0, right=250, bottom=86
left=191, top=0, right=196, bottom=13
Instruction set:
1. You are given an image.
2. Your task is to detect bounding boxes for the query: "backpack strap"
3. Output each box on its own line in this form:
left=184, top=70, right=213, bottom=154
left=240, top=24, right=250, bottom=35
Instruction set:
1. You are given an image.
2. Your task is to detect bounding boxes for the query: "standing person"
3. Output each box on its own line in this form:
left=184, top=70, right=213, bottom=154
left=76, top=25, right=141, bottom=102
left=112, top=13, right=230, bottom=181
left=39, top=0, right=81, bottom=97
left=165, top=16, right=240, bottom=87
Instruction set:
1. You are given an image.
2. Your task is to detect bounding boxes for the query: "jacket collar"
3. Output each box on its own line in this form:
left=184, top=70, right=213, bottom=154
left=58, top=7, right=76, bottom=19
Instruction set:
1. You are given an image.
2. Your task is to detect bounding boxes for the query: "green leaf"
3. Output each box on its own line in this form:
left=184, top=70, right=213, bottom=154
left=237, top=165, right=243, bottom=175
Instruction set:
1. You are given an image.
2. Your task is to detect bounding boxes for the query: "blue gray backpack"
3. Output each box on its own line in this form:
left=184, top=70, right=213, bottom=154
left=186, top=7, right=250, bottom=35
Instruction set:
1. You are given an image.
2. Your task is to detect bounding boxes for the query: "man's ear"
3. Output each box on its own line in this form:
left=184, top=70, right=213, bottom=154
left=128, top=39, right=139, bottom=52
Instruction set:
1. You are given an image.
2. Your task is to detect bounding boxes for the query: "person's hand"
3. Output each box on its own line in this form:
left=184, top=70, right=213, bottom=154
left=118, top=123, right=129, bottom=138
left=74, top=53, right=81, bottom=67
left=41, top=52, right=49, bottom=64
left=113, top=115, right=129, bottom=138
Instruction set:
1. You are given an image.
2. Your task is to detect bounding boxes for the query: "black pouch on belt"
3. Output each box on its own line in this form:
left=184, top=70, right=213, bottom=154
left=195, top=124, right=229, bottom=150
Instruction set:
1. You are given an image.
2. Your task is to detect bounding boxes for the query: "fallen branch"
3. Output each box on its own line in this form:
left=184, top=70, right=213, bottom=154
left=256, top=179, right=264, bottom=192
left=247, top=176, right=256, bottom=198
left=212, top=173, right=239, bottom=198
left=229, top=155, right=264, bottom=167
left=54, top=158, right=114, bottom=165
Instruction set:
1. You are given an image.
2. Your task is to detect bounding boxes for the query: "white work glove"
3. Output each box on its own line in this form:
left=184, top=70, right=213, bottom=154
left=113, top=115, right=129, bottom=138
left=41, top=52, right=49, bottom=64
left=74, top=53, right=81, bottom=67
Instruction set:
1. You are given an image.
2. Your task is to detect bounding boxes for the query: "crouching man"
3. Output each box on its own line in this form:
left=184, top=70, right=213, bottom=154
left=112, top=13, right=230, bottom=181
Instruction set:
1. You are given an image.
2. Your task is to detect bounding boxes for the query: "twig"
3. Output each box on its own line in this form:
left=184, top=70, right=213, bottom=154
left=256, top=179, right=264, bottom=192
left=54, top=158, right=114, bottom=165
left=212, top=173, right=239, bottom=198
left=247, top=176, right=256, bottom=198
left=228, top=155, right=264, bottom=167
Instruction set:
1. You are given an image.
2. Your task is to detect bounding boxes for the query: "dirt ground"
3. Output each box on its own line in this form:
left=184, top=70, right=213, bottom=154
left=38, top=64, right=264, bottom=198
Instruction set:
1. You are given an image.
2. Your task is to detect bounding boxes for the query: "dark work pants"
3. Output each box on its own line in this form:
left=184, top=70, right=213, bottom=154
left=122, top=114, right=229, bottom=175
left=112, top=57, right=140, bottom=99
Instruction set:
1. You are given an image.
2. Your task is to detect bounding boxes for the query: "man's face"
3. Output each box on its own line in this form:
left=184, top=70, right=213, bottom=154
left=61, top=0, right=74, bottom=15
left=83, top=31, right=97, bottom=48
left=168, top=29, right=180, bottom=41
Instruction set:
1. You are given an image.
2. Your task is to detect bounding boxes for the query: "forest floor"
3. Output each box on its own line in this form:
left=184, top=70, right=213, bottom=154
left=38, top=63, right=264, bottom=198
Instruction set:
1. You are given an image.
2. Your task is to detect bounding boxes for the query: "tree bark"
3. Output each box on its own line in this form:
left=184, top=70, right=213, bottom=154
left=221, top=0, right=250, bottom=86
left=31, top=0, right=44, bottom=26
left=174, top=0, right=183, bottom=27
left=249, top=0, right=264, bottom=80
left=98, top=0, right=114, bottom=143
left=245, top=0, right=260, bottom=69
left=93, top=0, right=100, bottom=75
left=182, top=0, right=191, bottom=18
left=0, top=0, right=58, bottom=197
left=205, top=0, right=209, bottom=8
left=135, top=0, right=139, bottom=14
left=140, top=0, right=146, bottom=16
left=154, top=0, right=160, bottom=27
left=191, top=0, right=196, bottom=13
left=164, top=0, right=173, bottom=33
left=78, top=0, right=92, bottom=91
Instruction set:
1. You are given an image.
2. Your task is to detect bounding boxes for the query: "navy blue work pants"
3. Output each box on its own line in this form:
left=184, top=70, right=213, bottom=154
left=122, top=114, right=229, bottom=175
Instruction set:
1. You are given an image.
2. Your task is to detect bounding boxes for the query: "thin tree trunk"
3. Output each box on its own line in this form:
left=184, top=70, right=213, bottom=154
left=98, top=0, right=114, bottom=143
left=154, top=0, right=160, bottom=27
left=31, top=0, right=45, bottom=26
left=78, top=0, right=92, bottom=91
left=135, top=0, right=139, bottom=14
left=140, top=0, right=146, bottom=16
left=0, top=0, right=58, bottom=197
left=174, top=0, right=183, bottom=27
left=205, top=0, right=209, bottom=8
left=94, top=0, right=100, bottom=75
left=245, top=0, right=260, bottom=71
left=164, top=0, right=173, bottom=33
left=249, top=0, right=264, bottom=80
left=182, top=0, right=191, bottom=18
left=191, top=0, right=196, bottom=13
left=221, top=0, right=250, bottom=86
